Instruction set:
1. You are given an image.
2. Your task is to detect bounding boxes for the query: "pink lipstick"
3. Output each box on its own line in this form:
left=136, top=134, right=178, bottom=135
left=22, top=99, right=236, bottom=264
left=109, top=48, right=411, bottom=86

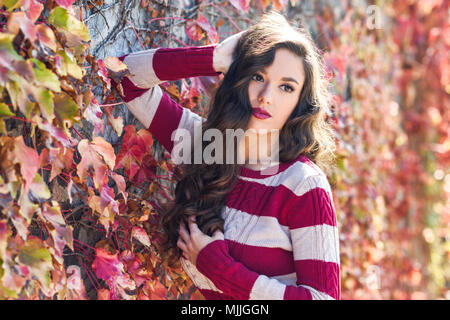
left=252, top=107, right=272, bottom=119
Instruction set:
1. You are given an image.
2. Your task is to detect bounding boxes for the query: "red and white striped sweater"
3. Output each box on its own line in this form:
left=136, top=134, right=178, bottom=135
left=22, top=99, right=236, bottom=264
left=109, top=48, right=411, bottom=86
left=112, top=44, right=341, bottom=300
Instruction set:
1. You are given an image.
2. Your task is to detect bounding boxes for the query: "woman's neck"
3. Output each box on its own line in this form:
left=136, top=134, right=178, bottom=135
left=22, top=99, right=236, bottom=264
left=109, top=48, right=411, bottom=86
left=238, top=130, right=279, bottom=170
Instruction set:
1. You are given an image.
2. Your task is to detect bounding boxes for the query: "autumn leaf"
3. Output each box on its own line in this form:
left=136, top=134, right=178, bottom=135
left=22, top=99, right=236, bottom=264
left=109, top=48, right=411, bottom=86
left=0, top=33, right=24, bottom=71
left=0, top=103, right=14, bottom=117
left=99, top=185, right=119, bottom=218
left=0, top=221, right=9, bottom=258
left=55, top=49, right=83, bottom=80
left=102, top=104, right=123, bottom=137
left=6, top=11, right=38, bottom=43
left=110, top=171, right=127, bottom=203
left=186, top=19, right=204, bottom=41
left=18, top=236, right=54, bottom=291
left=131, top=226, right=151, bottom=247
left=36, top=24, right=57, bottom=52
left=39, top=145, right=74, bottom=182
left=28, top=172, right=51, bottom=202
left=196, top=14, right=219, bottom=44
left=103, top=56, right=132, bottom=88
left=48, top=7, right=90, bottom=42
left=21, top=0, right=44, bottom=23
left=66, top=265, right=87, bottom=300
left=30, top=58, right=61, bottom=93
left=92, top=247, right=136, bottom=299
left=55, top=0, right=77, bottom=9
left=53, top=91, right=80, bottom=127
left=82, top=100, right=104, bottom=137
left=114, top=125, right=153, bottom=181
left=77, top=136, right=115, bottom=190
left=34, top=117, right=78, bottom=148
left=230, top=0, right=250, bottom=12
left=146, top=280, right=168, bottom=300
left=92, top=247, right=124, bottom=281
left=13, top=135, right=40, bottom=194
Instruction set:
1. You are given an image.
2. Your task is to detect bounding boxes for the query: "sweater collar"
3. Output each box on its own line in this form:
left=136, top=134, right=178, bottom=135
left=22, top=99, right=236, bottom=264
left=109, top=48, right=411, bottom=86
left=238, top=154, right=308, bottom=179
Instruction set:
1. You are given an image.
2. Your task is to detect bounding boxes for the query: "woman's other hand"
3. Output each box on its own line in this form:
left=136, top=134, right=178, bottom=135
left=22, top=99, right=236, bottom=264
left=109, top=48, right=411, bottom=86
left=213, top=30, right=246, bottom=74
left=177, top=216, right=224, bottom=265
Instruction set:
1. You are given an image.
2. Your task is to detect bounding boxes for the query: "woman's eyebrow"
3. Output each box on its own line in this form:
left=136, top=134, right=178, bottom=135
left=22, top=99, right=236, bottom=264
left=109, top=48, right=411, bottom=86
left=260, top=69, right=300, bottom=85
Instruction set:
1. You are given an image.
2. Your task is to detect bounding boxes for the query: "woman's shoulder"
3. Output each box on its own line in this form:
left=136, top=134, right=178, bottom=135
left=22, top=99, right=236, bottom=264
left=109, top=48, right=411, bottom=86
left=279, top=155, right=332, bottom=197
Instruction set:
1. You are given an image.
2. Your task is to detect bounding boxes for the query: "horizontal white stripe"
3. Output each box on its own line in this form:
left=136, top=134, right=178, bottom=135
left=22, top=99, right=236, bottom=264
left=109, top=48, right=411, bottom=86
left=222, top=207, right=291, bottom=250
left=249, top=275, right=286, bottom=300
left=124, top=86, right=163, bottom=128
left=238, top=162, right=333, bottom=198
left=290, top=224, right=340, bottom=264
left=300, top=284, right=335, bottom=300
left=122, top=48, right=162, bottom=88
left=180, top=258, right=223, bottom=293
left=272, top=272, right=297, bottom=286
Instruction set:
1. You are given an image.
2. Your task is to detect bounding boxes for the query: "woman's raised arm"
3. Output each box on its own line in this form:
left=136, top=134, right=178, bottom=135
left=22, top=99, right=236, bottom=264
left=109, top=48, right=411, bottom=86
left=109, top=33, right=243, bottom=156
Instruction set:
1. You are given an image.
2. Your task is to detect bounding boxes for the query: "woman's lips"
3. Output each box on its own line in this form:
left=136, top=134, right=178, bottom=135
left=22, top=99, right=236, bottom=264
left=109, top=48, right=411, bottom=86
left=252, top=107, right=272, bottom=119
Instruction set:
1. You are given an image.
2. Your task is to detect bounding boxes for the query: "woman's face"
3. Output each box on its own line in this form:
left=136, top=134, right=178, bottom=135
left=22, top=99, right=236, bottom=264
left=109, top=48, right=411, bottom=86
left=247, top=47, right=305, bottom=133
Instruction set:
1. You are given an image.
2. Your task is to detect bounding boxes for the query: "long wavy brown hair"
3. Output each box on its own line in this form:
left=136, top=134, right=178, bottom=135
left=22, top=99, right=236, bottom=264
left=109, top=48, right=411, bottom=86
left=159, top=10, right=336, bottom=262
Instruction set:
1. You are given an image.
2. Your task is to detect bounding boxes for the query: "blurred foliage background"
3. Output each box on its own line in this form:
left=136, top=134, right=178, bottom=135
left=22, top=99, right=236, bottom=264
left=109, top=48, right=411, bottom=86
left=0, top=0, right=448, bottom=299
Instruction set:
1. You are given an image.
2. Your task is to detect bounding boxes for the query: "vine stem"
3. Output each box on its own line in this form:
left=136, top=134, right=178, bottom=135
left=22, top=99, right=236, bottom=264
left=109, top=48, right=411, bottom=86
left=209, top=2, right=242, bottom=31
left=126, top=21, right=145, bottom=50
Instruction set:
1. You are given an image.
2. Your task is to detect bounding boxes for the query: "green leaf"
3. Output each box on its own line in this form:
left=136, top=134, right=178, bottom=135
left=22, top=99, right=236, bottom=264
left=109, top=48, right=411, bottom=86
left=18, top=237, right=53, bottom=291
left=30, top=58, right=61, bottom=93
left=53, top=92, right=80, bottom=126
left=0, top=102, right=14, bottom=117
left=56, top=49, right=83, bottom=79
left=29, top=172, right=51, bottom=201
left=19, top=241, right=52, bottom=268
left=0, top=33, right=23, bottom=71
left=49, top=7, right=90, bottom=42
left=48, top=7, right=69, bottom=28
left=0, top=0, right=21, bottom=11
left=35, top=87, right=55, bottom=122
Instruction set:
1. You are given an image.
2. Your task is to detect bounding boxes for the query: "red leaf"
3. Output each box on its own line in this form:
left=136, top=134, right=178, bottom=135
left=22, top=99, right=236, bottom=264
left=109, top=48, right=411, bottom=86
left=110, top=171, right=127, bottom=203
left=7, top=12, right=38, bottom=46
left=14, top=136, right=39, bottom=193
left=114, top=125, right=153, bottom=180
left=96, top=59, right=111, bottom=89
left=66, top=265, right=87, bottom=299
left=186, top=20, right=204, bottom=41
left=196, top=14, right=219, bottom=44
left=131, top=226, right=151, bottom=247
left=21, top=0, right=44, bottom=23
left=97, top=288, right=110, bottom=300
left=82, top=101, right=104, bottom=137
left=229, top=0, right=250, bottom=12
left=77, top=137, right=115, bottom=189
left=55, top=0, right=77, bottom=9
left=92, top=248, right=124, bottom=281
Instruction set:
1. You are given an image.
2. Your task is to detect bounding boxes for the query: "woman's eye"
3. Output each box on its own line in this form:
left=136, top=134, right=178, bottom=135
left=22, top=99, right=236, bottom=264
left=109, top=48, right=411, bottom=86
left=251, top=74, right=294, bottom=93
left=281, top=84, right=294, bottom=93
left=251, top=73, right=263, bottom=82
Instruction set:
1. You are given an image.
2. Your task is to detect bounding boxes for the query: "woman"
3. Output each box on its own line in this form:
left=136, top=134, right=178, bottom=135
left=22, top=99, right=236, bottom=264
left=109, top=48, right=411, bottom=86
left=110, top=10, right=340, bottom=300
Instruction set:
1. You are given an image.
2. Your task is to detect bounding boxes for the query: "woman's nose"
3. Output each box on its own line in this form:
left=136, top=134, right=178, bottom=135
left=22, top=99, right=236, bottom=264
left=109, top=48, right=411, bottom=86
left=258, top=85, right=272, bottom=106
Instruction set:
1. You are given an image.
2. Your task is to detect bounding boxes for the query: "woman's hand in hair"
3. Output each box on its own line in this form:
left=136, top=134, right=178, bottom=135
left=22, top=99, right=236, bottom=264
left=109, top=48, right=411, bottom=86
left=213, top=30, right=246, bottom=74
left=177, top=216, right=225, bottom=266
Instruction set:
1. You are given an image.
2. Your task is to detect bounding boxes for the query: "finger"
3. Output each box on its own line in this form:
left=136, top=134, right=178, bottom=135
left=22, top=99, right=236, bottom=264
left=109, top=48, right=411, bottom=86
left=188, top=217, right=201, bottom=235
left=179, top=222, right=190, bottom=243
left=177, top=237, right=187, bottom=252
left=213, top=230, right=224, bottom=240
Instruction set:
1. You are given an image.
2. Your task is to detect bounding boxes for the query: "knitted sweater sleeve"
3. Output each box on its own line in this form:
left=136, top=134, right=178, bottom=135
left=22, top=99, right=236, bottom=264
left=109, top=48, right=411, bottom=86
left=111, top=45, right=221, bottom=155
left=195, top=174, right=341, bottom=300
